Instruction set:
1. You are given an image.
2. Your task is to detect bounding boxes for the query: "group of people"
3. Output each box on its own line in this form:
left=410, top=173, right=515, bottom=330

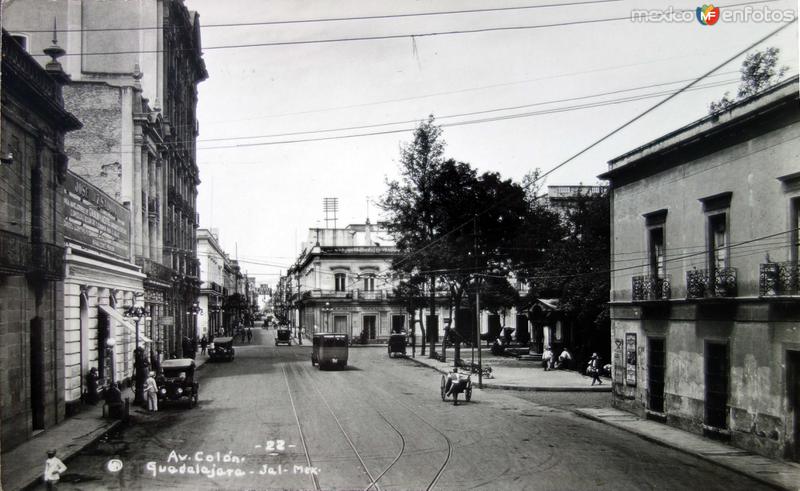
left=541, top=346, right=606, bottom=385
left=541, top=346, right=572, bottom=371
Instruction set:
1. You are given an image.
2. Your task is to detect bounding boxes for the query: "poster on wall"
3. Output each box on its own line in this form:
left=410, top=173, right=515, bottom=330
left=625, top=333, right=637, bottom=386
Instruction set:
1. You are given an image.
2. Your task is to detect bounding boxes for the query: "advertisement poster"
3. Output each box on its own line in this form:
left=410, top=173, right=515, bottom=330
left=625, top=333, right=637, bottom=386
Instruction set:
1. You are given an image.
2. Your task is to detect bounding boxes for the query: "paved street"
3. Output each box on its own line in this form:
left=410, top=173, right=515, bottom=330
left=49, top=329, right=770, bottom=491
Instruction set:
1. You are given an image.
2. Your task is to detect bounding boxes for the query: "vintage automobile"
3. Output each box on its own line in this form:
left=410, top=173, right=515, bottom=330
left=275, top=327, right=292, bottom=346
left=311, top=333, right=349, bottom=369
left=209, top=336, right=235, bottom=362
left=388, top=332, right=407, bottom=358
left=157, top=359, right=199, bottom=408
left=440, top=370, right=472, bottom=405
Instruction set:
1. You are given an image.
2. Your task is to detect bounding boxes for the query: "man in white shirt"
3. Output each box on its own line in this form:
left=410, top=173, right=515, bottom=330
left=44, top=449, right=67, bottom=489
left=542, top=346, right=554, bottom=371
left=557, top=348, right=572, bottom=369
left=145, top=371, right=159, bottom=412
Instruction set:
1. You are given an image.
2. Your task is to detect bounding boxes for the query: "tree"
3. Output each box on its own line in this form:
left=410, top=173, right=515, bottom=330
left=527, top=190, right=610, bottom=364
left=709, top=47, right=788, bottom=113
left=393, top=276, right=427, bottom=355
left=381, top=116, right=447, bottom=358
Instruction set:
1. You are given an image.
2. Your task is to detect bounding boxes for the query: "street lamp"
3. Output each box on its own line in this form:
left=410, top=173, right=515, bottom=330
left=124, top=304, right=150, bottom=404
left=321, top=302, right=334, bottom=332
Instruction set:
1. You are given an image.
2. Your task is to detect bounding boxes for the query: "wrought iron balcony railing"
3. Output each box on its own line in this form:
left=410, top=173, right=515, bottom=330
left=632, top=274, right=671, bottom=301
left=759, top=262, right=799, bottom=297
left=686, top=268, right=737, bottom=299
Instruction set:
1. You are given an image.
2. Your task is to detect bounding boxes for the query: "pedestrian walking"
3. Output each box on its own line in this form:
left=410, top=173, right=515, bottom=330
left=200, top=335, right=208, bottom=355
left=43, top=449, right=67, bottom=489
left=145, top=371, right=158, bottom=412
left=588, top=353, right=603, bottom=385
left=542, top=346, right=553, bottom=371
left=84, top=367, right=99, bottom=405
left=247, top=328, right=253, bottom=343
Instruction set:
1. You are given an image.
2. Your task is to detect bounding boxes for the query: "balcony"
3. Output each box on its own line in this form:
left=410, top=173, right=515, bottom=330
left=301, top=289, right=353, bottom=299
left=355, top=289, right=386, bottom=300
left=632, top=274, right=671, bottom=301
left=686, top=268, right=737, bottom=299
left=760, top=262, right=799, bottom=297
left=135, top=256, right=174, bottom=283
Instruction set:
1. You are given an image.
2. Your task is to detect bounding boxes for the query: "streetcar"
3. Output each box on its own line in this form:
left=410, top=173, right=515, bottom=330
left=311, top=333, right=349, bottom=369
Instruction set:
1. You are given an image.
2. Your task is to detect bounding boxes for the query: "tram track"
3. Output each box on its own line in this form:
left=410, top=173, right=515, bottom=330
left=281, top=364, right=321, bottom=491
left=285, top=348, right=454, bottom=490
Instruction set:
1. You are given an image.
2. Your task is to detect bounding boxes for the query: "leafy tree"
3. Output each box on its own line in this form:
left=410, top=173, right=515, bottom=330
left=527, top=190, right=610, bottom=363
left=381, top=116, right=447, bottom=357
left=709, top=47, right=788, bottom=113
left=393, top=276, right=427, bottom=355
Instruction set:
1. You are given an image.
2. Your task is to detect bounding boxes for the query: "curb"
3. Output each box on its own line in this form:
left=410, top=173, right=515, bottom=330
left=572, top=409, right=791, bottom=491
left=18, top=419, right=123, bottom=491
left=404, top=356, right=612, bottom=392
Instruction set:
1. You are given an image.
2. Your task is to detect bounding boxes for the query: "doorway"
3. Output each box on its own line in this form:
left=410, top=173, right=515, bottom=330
left=787, top=350, right=800, bottom=462
left=648, top=337, right=666, bottom=413
left=704, top=341, right=729, bottom=429
left=30, top=317, right=45, bottom=430
left=363, top=315, right=377, bottom=340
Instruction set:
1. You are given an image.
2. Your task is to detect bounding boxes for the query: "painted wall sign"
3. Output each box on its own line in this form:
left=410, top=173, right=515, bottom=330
left=625, top=333, right=637, bottom=386
left=64, top=172, right=130, bottom=259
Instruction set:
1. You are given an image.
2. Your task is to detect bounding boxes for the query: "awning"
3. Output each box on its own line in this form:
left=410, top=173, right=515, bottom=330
left=98, top=304, right=154, bottom=343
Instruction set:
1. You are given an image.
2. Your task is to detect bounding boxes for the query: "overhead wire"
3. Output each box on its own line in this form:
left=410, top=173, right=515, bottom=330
left=387, top=18, right=798, bottom=273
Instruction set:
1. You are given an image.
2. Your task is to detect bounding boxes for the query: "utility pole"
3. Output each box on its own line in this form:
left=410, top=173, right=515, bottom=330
left=474, top=215, right=482, bottom=388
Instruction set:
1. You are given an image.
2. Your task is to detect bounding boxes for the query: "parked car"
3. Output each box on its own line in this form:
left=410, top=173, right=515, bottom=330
left=209, top=336, right=235, bottom=361
left=311, top=333, right=349, bottom=369
left=157, top=359, right=199, bottom=408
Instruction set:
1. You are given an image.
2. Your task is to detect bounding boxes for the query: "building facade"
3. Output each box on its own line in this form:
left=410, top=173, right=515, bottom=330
left=0, top=30, right=81, bottom=450
left=197, top=228, right=225, bottom=338
left=62, top=170, right=145, bottom=415
left=287, top=223, right=410, bottom=341
left=5, top=0, right=208, bottom=358
left=600, top=78, right=800, bottom=461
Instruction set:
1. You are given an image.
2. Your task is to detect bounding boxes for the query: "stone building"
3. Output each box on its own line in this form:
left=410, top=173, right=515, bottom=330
left=599, top=77, right=800, bottom=461
left=287, top=222, right=411, bottom=341
left=197, top=228, right=225, bottom=338
left=4, top=0, right=208, bottom=358
left=62, top=170, right=145, bottom=415
left=0, top=30, right=81, bottom=450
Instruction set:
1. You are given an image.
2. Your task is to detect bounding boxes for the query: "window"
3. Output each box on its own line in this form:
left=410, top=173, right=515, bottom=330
left=649, top=227, right=665, bottom=278
left=334, top=273, right=346, bottom=292
left=11, top=34, right=28, bottom=51
left=709, top=213, right=728, bottom=272
left=363, top=275, right=375, bottom=292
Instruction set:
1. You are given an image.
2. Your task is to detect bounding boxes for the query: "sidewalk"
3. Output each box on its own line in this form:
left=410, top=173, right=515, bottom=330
left=574, top=407, right=800, bottom=491
left=1, top=355, right=208, bottom=491
left=406, top=348, right=610, bottom=392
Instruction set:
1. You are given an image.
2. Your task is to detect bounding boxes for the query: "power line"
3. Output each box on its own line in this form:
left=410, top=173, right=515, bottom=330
left=196, top=75, right=740, bottom=145
left=388, top=18, right=797, bottom=272
left=30, top=1, right=783, bottom=57
left=17, top=0, right=623, bottom=33
left=196, top=77, right=741, bottom=150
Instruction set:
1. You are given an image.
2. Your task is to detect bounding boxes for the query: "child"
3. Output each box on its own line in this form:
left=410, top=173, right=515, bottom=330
left=44, top=449, right=67, bottom=489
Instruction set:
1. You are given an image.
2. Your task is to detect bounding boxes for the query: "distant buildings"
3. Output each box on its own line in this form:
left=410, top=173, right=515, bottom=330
left=601, top=77, right=800, bottom=461
left=0, top=29, right=81, bottom=450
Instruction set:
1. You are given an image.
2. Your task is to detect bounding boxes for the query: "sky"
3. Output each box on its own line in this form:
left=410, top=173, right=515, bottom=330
left=183, top=0, right=799, bottom=286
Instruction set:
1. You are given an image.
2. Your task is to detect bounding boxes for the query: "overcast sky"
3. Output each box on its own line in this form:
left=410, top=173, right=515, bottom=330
left=183, top=0, right=798, bottom=285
